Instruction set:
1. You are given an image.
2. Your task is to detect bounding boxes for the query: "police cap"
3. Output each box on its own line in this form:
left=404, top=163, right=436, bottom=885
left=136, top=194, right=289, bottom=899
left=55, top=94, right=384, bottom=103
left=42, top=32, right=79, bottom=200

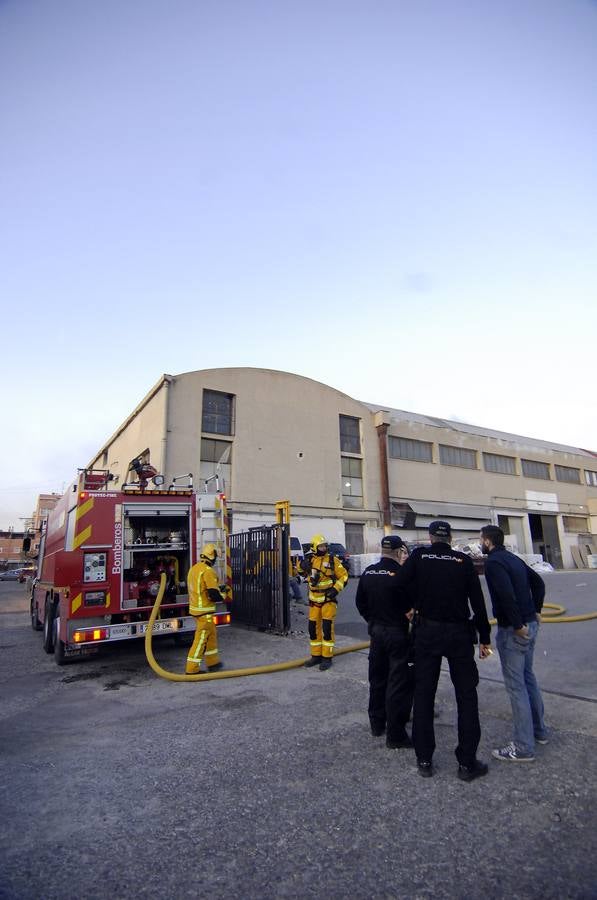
left=381, top=535, right=406, bottom=551
left=428, top=520, right=452, bottom=538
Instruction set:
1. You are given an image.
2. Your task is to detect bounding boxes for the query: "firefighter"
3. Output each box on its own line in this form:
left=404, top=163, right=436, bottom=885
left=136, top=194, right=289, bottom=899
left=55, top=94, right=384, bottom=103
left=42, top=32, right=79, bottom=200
left=303, top=534, right=348, bottom=671
left=185, top=544, right=226, bottom=674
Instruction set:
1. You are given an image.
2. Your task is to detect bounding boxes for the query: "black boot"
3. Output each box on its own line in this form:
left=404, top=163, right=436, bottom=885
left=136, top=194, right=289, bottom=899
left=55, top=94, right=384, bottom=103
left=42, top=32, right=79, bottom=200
left=319, top=658, right=332, bottom=671
left=303, top=656, right=320, bottom=668
left=457, top=760, right=489, bottom=782
left=206, top=662, right=224, bottom=673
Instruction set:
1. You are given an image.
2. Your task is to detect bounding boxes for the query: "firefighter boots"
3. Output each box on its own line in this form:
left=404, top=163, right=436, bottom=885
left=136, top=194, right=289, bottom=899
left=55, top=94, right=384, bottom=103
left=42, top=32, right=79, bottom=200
left=304, top=656, right=321, bottom=668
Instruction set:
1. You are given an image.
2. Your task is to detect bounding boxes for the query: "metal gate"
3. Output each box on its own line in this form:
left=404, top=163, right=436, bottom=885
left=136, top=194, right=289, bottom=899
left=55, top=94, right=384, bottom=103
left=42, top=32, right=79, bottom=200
left=229, top=524, right=290, bottom=632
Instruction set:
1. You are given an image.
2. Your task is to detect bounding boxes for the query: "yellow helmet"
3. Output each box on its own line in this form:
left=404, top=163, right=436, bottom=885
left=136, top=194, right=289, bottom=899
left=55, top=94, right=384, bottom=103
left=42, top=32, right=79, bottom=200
left=200, top=543, right=218, bottom=563
left=310, top=534, right=328, bottom=552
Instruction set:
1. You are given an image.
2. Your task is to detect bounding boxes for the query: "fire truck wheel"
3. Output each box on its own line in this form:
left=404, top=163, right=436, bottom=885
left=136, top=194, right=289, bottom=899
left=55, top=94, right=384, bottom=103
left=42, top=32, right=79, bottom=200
left=43, top=599, right=56, bottom=654
left=31, top=596, right=43, bottom=632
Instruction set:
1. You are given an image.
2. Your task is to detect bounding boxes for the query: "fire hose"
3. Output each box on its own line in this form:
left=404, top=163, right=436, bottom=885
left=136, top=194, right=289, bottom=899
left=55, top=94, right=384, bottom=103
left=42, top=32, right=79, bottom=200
left=145, top=574, right=369, bottom=682
left=145, top=575, right=597, bottom=682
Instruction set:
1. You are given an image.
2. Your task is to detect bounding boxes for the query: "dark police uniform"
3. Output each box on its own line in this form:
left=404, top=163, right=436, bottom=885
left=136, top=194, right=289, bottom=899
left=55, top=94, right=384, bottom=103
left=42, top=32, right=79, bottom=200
left=355, top=540, right=414, bottom=746
left=396, top=525, right=491, bottom=769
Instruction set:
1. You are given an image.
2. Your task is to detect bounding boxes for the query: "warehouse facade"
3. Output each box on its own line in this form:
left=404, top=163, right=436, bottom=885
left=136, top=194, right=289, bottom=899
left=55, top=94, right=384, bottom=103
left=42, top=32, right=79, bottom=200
left=88, top=368, right=597, bottom=569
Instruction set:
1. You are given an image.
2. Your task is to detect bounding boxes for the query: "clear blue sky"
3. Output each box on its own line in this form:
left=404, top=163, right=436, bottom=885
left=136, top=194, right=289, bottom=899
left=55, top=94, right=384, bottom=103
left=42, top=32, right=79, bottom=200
left=1, top=0, right=596, bottom=528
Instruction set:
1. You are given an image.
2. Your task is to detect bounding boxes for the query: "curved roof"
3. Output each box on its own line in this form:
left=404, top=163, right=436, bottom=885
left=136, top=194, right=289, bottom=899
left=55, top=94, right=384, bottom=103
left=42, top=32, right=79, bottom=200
left=176, top=366, right=368, bottom=408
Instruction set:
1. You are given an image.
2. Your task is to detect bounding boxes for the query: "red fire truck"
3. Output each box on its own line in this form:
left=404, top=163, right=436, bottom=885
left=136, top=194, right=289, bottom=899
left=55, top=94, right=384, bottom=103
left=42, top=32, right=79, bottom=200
left=31, top=466, right=230, bottom=665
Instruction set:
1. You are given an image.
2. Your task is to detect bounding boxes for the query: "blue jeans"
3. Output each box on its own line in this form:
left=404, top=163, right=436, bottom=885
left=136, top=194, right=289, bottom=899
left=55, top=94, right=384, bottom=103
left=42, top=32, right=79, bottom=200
left=288, top=576, right=303, bottom=601
left=496, top=621, right=547, bottom=755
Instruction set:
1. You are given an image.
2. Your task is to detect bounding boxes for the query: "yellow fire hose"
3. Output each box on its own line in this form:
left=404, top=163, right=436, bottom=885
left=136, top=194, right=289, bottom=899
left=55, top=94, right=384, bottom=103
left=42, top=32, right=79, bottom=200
left=145, top=576, right=597, bottom=682
left=503, top=601, right=597, bottom=624
left=144, top=574, right=369, bottom=682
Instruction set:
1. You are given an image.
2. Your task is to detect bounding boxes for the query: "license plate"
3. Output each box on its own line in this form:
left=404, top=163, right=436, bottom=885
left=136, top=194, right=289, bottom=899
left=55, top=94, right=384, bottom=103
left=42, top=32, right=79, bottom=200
left=110, top=624, right=133, bottom=637
left=139, top=621, right=175, bottom=635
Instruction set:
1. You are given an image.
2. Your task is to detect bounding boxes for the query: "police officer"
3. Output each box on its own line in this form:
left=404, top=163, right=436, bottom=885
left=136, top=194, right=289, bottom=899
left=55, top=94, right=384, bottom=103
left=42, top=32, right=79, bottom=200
left=395, top=521, right=492, bottom=781
left=355, top=535, right=414, bottom=749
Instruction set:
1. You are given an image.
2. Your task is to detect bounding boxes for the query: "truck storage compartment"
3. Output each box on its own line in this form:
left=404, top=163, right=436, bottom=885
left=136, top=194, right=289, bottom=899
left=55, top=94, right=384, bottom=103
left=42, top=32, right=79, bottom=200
left=121, top=504, right=192, bottom=609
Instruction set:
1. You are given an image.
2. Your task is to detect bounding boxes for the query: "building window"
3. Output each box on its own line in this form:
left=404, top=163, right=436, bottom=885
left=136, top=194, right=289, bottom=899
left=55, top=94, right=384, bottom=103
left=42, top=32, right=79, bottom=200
left=562, top=515, right=589, bottom=533
left=339, top=415, right=361, bottom=454
left=202, top=390, right=235, bottom=435
left=555, top=465, right=581, bottom=484
left=200, top=439, right=232, bottom=491
left=483, top=453, right=516, bottom=475
left=200, top=438, right=232, bottom=464
left=439, top=445, right=477, bottom=469
left=585, top=471, right=597, bottom=487
left=389, top=436, right=433, bottom=463
left=341, top=456, right=363, bottom=508
left=521, top=459, right=551, bottom=480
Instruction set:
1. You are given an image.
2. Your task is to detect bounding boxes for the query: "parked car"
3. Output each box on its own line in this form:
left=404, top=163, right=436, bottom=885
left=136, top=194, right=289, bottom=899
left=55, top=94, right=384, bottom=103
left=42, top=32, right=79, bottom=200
left=289, top=537, right=304, bottom=561
left=0, top=569, right=21, bottom=581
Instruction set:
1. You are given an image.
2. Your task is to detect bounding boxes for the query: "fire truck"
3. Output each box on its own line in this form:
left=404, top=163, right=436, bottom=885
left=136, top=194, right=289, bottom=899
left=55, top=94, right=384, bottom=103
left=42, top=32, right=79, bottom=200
left=30, top=464, right=231, bottom=665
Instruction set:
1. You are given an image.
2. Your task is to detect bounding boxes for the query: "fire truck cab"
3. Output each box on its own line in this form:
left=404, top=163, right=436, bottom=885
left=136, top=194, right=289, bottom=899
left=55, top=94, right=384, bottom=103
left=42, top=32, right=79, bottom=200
left=31, top=467, right=230, bottom=665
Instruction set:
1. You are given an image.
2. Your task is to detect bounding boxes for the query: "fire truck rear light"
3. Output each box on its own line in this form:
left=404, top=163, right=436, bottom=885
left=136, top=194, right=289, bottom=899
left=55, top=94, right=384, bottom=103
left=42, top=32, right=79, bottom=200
left=73, top=628, right=108, bottom=643
left=214, top=612, right=231, bottom=626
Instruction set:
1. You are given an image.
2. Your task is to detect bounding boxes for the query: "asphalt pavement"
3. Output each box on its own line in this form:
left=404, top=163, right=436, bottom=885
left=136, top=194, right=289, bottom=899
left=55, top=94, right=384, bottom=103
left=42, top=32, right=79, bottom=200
left=0, top=575, right=596, bottom=900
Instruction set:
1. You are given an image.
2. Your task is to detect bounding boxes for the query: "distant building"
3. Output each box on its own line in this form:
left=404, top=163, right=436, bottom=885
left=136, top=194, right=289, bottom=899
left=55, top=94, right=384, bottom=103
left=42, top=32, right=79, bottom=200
left=31, top=494, right=61, bottom=535
left=0, top=530, right=26, bottom=569
left=86, top=368, right=597, bottom=569
left=20, top=494, right=62, bottom=560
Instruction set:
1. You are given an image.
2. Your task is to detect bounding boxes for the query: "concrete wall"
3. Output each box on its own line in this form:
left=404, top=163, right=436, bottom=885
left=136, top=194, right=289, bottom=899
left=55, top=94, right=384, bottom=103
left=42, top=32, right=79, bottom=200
left=168, top=368, right=384, bottom=549
left=168, top=367, right=379, bottom=507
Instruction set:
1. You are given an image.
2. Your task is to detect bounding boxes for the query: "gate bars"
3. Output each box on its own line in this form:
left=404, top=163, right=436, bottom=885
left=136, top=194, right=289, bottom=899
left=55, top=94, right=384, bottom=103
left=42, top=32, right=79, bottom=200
left=229, top=524, right=290, bottom=632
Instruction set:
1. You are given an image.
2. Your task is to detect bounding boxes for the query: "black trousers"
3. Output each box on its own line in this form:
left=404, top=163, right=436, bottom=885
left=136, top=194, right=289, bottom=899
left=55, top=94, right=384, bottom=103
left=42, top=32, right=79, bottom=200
left=368, top=624, right=414, bottom=742
left=412, top=619, right=480, bottom=767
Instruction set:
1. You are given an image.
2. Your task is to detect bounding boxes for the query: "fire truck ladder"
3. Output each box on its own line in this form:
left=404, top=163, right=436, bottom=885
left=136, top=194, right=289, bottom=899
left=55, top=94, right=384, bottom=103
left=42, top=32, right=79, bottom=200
left=198, top=483, right=232, bottom=599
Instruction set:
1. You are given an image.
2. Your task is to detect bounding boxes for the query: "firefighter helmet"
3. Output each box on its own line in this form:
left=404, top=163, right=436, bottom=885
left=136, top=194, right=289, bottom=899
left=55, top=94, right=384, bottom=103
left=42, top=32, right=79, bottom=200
left=200, top=543, right=218, bottom=563
left=310, top=534, right=328, bottom=553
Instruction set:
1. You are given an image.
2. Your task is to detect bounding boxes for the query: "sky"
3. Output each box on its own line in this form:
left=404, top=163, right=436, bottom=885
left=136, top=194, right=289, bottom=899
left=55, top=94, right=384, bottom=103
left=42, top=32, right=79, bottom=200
left=1, top=0, right=596, bottom=529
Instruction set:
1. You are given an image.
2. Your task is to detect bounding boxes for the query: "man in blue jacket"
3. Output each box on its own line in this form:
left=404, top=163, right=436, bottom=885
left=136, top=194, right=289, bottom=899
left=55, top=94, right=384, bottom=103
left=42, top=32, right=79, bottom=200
left=480, top=525, right=548, bottom=761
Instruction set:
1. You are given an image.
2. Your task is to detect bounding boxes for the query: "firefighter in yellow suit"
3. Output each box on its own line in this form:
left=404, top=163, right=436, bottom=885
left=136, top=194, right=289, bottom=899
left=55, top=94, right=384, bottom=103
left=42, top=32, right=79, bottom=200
left=303, top=534, right=348, bottom=671
left=185, top=544, right=226, bottom=674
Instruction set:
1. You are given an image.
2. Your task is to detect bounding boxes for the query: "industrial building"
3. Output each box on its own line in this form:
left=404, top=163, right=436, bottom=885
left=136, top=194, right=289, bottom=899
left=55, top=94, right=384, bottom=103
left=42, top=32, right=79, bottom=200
left=88, top=368, right=597, bottom=569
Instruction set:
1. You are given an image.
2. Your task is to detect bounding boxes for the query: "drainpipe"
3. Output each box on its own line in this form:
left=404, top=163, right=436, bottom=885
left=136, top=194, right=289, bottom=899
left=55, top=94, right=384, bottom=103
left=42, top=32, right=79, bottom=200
left=160, top=375, right=173, bottom=479
left=374, top=412, right=391, bottom=530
